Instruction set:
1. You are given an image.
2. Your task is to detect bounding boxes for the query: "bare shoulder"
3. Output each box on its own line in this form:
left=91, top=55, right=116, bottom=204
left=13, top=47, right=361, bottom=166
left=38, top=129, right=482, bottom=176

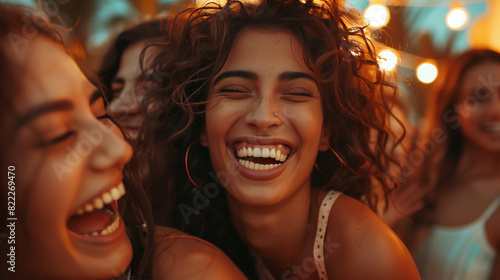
left=324, top=194, right=420, bottom=280
left=152, top=226, right=247, bottom=280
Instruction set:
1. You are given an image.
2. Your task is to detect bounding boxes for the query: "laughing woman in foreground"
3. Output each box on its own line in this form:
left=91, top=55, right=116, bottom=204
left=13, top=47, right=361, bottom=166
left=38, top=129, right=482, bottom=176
left=140, top=0, right=420, bottom=279
left=0, top=4, right=245, bottom=279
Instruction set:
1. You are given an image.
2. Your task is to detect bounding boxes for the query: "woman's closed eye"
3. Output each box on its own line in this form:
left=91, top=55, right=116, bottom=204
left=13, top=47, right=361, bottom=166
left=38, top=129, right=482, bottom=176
left=90, top=93, right=115, bottom=124
left=96, top=113, right=112, bottom=121
left=217, top=85, right=251, bottom=93
left=36, top=131, right=75, bottom=148
left=282, top=87, right=315, bottom=101
left=213, top=85, right=253, bottom=100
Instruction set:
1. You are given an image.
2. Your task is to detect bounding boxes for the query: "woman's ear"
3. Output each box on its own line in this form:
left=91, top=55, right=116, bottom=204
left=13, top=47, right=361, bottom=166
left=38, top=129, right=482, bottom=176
left=319, top=126, right=331, bottom=151
left=200, top=128, right=209, bottom=147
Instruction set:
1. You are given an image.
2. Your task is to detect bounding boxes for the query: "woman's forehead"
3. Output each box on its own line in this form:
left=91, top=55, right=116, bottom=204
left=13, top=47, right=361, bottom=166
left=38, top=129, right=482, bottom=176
left=10, top=36, right=93, bottom=116
left=223, top=28, right=311, bottom=74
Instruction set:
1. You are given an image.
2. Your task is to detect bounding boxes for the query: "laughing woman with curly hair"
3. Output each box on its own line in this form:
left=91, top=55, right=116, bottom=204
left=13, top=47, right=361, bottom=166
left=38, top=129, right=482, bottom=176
left=139, top=1, right=420, bottom=279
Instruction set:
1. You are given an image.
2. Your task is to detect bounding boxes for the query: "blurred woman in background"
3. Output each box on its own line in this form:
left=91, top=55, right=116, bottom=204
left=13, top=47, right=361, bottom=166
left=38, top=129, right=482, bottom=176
left=410, top=49, right=500, bottom=280
left=99, top=19, right=167, bottom=141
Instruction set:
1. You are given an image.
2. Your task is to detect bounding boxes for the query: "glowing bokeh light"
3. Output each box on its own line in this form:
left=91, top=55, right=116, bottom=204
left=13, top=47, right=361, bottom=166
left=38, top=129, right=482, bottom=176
left=196, top=0, right=259, bottom=6
left=364, top=3, right=390, bottom=29
left=377, top=49, right=399, bottom=71
left=416, top=62, right=438, bottom=84
left=446, top=7, right=470, bottom=31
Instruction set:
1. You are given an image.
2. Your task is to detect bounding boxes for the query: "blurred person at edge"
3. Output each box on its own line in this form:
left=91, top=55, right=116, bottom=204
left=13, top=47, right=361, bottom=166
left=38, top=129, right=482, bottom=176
left=406, top=50, right=500, bottom=280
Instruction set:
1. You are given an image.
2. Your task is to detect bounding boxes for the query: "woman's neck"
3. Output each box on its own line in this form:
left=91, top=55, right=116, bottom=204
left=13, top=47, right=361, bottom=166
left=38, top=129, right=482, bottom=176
left=457, top=141, right=500, bottom=178
left=226, top=184, right=313, bottom=273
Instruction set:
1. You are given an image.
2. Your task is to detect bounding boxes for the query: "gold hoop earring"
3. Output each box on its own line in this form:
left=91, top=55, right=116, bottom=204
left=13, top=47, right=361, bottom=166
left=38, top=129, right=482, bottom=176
left=185, top=142, right=202, bottom=190
left=329, top=147, right=355, bottom=173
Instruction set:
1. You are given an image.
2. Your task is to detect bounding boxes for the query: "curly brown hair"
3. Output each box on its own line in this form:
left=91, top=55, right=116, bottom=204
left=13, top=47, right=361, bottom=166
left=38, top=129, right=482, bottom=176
left=138, top=0, right=401, bottom=276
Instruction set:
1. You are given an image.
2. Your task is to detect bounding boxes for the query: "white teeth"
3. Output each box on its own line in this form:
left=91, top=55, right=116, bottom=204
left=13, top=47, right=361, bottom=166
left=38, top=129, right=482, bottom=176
left=94, top=198, right=104, bottom=209
left=118, top=183, right=126, bottom=196
left=253, top=147, right=261, bottom=157
left=111, top=188, right=121, bottom=200
left=261, top=148, right=270, bottom=158
left=85, top=204, right=94, bottom=213
left=235, top=146, right=289, bottom=162
left=238, top=159, right=282, bottom=171
left=102, top=193, right=113, bottom=204
left=84, top=215, right=120, bottom=237
left=75, top=182, right=126, bottom=216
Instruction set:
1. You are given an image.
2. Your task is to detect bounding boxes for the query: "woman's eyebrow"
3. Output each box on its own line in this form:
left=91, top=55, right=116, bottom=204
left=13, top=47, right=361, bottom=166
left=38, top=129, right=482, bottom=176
left=17, top=100, right=73, bottom=127
left=278, top=71, right=316, bottom=83
left=212, top=70, right=258, bottom=86
left=212, top=70, right=317, bottom=86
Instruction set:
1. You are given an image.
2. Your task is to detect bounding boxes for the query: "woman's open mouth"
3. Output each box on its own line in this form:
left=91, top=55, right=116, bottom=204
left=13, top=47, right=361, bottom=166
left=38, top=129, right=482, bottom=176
left=67, top=183, right=126, bottom=237
left=234, top=142, right=291, bottom=171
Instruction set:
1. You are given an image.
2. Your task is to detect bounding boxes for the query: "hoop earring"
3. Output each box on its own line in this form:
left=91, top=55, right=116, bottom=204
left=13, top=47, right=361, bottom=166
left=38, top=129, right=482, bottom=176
left=185, top=142, right=202, bottom=190
left=329, top=147, right=355, bottom=173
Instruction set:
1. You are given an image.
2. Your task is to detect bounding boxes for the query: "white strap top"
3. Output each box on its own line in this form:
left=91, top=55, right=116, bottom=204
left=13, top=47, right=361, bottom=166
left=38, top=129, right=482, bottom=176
left=415, top=195, right=500, bottom=280
left=314, top=190, right=342, bottom=280
left=255, top=190, right=342, bottom=280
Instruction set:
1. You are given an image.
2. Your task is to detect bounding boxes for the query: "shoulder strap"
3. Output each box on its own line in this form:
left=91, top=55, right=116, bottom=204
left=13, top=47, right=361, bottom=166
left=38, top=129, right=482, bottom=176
left=313, top=190, right=341, bottom=280
left=478, top=195, right=500, bottom=223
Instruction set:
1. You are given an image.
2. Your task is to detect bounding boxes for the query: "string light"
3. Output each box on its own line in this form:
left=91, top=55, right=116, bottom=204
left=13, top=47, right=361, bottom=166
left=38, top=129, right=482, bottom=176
left=416, top=62, right=438, bottom=84
left=377, top=49, right=399, bottom=72
left=195, top=0, right=259, bottom=6
left=364, top=1, right=390, bottom=29
left=446, top=3, right=470, bottom=31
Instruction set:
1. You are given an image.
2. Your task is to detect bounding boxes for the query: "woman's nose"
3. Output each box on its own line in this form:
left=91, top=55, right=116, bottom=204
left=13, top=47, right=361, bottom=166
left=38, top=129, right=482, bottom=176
left=88, top=119, right=133, bottom=172
left=108, top=85, right=142, bottom=120
left=245, top=95, right=282, bottom=131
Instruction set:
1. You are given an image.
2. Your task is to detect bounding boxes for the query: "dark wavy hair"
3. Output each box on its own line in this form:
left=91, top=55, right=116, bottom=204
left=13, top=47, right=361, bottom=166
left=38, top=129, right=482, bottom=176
left=0, top=4, right=154, bottom=278
left=98, top=18, right=169, bottom=102
left=414, top=49, right=500, bottom=225
left=139, top=0, right=400, bottom=276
